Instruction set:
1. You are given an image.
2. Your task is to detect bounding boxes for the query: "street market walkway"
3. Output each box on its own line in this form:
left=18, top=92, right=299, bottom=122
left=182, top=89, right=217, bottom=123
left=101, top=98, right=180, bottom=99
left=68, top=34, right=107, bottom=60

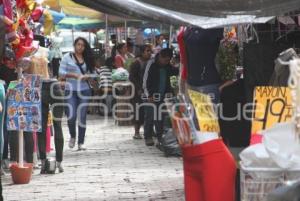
left=2, top=116, right=184, bottom=201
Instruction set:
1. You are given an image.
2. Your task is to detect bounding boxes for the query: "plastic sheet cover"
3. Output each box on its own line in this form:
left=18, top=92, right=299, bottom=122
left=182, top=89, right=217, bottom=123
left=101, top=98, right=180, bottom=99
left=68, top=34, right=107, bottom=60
left=72, top=0, right=282, bottom=28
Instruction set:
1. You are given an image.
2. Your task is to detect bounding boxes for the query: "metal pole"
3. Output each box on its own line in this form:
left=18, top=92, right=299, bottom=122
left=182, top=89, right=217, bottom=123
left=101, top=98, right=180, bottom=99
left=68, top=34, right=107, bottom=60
left=16, top=67, right=24, bottom=168
left=72, top=28, right=74, bottom=44
left=124, top=20, right=127, bottom=40
left=19, top=131, right=24, bottom=167
left=152, top=28, right=155, bottom=46
left=169, top=25, right=173, bottom=48
left=105, top=14, right=109, bottom=58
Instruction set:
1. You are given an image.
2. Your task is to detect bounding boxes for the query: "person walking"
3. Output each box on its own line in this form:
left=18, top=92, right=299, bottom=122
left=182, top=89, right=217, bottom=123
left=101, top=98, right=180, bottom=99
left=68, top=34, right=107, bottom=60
left=59, top=37, right=95, bottom=151
left=143, top=48, right=179, bottom=146
left=129, top=45, right=152, bottom=139
left=39, top=79, right=65, bottom=173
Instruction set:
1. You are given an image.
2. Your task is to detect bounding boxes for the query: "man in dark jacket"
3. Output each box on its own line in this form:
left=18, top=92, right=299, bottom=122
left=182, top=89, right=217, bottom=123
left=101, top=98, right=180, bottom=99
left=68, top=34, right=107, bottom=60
left=142, top=48, right=179, bottom=146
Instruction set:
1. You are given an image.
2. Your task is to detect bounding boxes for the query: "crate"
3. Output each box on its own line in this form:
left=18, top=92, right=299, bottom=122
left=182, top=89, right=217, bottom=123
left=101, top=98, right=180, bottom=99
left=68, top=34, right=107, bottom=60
left=240, top=164, right=300, bottom=201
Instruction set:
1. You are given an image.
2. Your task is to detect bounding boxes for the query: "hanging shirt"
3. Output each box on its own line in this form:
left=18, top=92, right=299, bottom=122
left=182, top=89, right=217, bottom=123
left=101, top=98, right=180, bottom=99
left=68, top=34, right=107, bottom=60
left=49, top=35, right=63, bottom=61
left=177, top=27, right=188, bottom=81
left=59, top=53, right=90, bottom=91
left=184, top=27, right=223, bottom=87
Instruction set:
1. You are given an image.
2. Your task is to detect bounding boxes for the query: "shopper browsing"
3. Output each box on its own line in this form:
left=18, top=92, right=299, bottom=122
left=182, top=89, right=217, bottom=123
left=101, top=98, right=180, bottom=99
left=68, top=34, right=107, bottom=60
left=129, top=44, right=152, bottom=140
left=143, top=48, right=179, bottom=146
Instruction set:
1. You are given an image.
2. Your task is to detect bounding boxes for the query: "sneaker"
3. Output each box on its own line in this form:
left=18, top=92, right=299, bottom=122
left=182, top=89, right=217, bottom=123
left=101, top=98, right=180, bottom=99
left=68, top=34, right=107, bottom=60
left=56, top=162, right=64, bottom=173
left=156, top=142, right=164, bottom=152
left=78, top=144, right=87, bottom=151
left=69, top=138, right=76, bottom=149
left=145, top=138, right=155, bottom=146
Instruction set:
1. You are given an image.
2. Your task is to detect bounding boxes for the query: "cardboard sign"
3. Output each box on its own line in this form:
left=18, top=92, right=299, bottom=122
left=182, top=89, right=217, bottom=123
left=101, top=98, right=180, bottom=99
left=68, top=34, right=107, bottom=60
left=7, top=75, right=42, bottom=132
left=188, top=90, right=220, bottom=133
left=252, top=86, right=292, bottom=133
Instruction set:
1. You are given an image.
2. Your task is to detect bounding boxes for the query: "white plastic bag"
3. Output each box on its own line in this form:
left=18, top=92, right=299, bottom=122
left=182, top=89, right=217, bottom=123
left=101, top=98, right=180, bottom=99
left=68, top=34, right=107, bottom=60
left=263, top=122, right=300, bottom=169
left=240, top=143, right=277, bottom=168
left=112, top=68, right=129, bottom=81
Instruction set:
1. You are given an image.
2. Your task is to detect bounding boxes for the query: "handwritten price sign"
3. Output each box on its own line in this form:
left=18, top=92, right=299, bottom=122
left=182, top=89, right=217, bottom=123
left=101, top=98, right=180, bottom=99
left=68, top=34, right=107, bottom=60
left=252, top=87, right=292, bottom=133
left=188, top=90, right=220, bottom=133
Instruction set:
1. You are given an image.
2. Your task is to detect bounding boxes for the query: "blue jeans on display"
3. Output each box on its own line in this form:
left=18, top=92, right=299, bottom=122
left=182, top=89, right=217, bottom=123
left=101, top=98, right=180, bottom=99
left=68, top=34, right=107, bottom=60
left=65, top=89, right=91, bottom=145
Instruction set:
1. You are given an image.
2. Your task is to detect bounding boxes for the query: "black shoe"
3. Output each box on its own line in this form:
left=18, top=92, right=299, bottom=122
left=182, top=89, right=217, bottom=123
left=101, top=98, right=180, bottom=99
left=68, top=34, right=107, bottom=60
left=145, top=138, right=154, bottom=146
left=156, top=142, right=164, bottom=152
left=40, top=160, right=46, bottom=174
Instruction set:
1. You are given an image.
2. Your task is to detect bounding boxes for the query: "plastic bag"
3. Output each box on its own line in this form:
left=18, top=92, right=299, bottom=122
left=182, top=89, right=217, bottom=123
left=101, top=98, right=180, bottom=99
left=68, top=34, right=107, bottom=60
left=112, top=68, right=129, bottom=82
left=161, top=129, right=182, bottom=157
left=240, top=143, right=276, bottom=168
left=263, top=122, right=300, bottom=169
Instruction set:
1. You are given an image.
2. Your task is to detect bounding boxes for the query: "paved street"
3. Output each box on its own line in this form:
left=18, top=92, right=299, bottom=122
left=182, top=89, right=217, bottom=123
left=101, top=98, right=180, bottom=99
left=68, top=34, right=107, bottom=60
left=2, top=116, right=184, bottom=201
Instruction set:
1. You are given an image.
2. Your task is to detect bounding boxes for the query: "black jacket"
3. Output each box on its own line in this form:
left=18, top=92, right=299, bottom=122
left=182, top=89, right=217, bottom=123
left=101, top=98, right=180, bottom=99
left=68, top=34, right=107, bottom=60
left=143, top=57, right=179, bottom=100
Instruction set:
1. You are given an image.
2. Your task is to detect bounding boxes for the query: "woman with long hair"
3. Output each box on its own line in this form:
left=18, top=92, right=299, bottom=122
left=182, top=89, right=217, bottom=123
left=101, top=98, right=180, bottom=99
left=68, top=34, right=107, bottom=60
left=129, top=44, right=152, bottom=139
left=59, top=37, right=95, bottom=151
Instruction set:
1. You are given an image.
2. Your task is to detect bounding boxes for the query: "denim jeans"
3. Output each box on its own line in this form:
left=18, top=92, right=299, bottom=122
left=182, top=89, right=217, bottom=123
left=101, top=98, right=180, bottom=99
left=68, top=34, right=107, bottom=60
left=144, top=102, right=165, bottom=142
left=65, top=89, right=91, bottom=145
left=38, top=81, right=64, bottom=162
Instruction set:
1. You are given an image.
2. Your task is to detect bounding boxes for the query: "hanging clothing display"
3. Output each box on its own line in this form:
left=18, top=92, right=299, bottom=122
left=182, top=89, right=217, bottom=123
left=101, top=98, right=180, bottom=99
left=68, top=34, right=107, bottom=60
left=184, top=27, right=223, bottom=87
left=177, top=27, right=188, bottom=81
left=269, top=48, right=299, bottom=86
left=49, top=35, right=63, bottom=78
left=182, top=139, right=236, bottom=201
left=243, top=43, right=288, bottom=102
left=219, top=79, right=251, bottom=147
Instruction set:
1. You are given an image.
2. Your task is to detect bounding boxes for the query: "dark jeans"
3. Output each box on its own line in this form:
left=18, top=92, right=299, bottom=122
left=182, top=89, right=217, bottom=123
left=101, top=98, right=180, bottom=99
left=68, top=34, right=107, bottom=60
left=3, top=121, right=8, bottom=160
left=38, top=81, right=64, bottom=162
left=144, top=102, right=165, bottom=142
left=65, top=90, right=91, bottom=145
left=9, top=131, right=34, bottom=163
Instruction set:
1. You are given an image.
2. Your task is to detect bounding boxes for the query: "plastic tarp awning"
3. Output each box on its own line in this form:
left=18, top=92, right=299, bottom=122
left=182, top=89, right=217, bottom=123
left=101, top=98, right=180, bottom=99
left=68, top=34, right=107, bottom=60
left=137, top=0, right=300, bottom=17
left=56, top=17, right=104, bottom=30
left=71, top=0, right=299, bottom=28
left=43, top=0, right=103, bottom=19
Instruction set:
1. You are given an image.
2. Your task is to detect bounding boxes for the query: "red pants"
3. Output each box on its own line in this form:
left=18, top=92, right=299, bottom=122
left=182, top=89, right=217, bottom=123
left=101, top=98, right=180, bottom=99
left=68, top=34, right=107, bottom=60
left=182, top=139, right=236, bottom=201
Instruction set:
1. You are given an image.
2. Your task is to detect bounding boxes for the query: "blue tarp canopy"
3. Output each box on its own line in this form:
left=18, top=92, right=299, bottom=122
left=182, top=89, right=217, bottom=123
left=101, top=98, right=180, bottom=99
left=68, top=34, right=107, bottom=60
left=56, top=17, right=104, bottom=30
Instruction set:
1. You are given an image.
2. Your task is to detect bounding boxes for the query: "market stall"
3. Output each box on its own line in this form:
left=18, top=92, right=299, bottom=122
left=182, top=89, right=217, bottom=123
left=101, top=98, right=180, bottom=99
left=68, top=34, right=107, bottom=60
left=72, top=1, right=300, bottom=201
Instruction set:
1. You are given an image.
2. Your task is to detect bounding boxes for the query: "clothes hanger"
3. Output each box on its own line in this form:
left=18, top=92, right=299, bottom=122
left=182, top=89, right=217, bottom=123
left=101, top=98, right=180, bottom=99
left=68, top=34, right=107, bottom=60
left=245, top=24, right=259, bottom=43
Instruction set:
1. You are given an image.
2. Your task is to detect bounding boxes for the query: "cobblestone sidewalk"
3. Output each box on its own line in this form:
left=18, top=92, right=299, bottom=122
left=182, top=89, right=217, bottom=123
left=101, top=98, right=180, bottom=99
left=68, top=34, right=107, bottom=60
left=2, top=116, right=184, bottom=201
